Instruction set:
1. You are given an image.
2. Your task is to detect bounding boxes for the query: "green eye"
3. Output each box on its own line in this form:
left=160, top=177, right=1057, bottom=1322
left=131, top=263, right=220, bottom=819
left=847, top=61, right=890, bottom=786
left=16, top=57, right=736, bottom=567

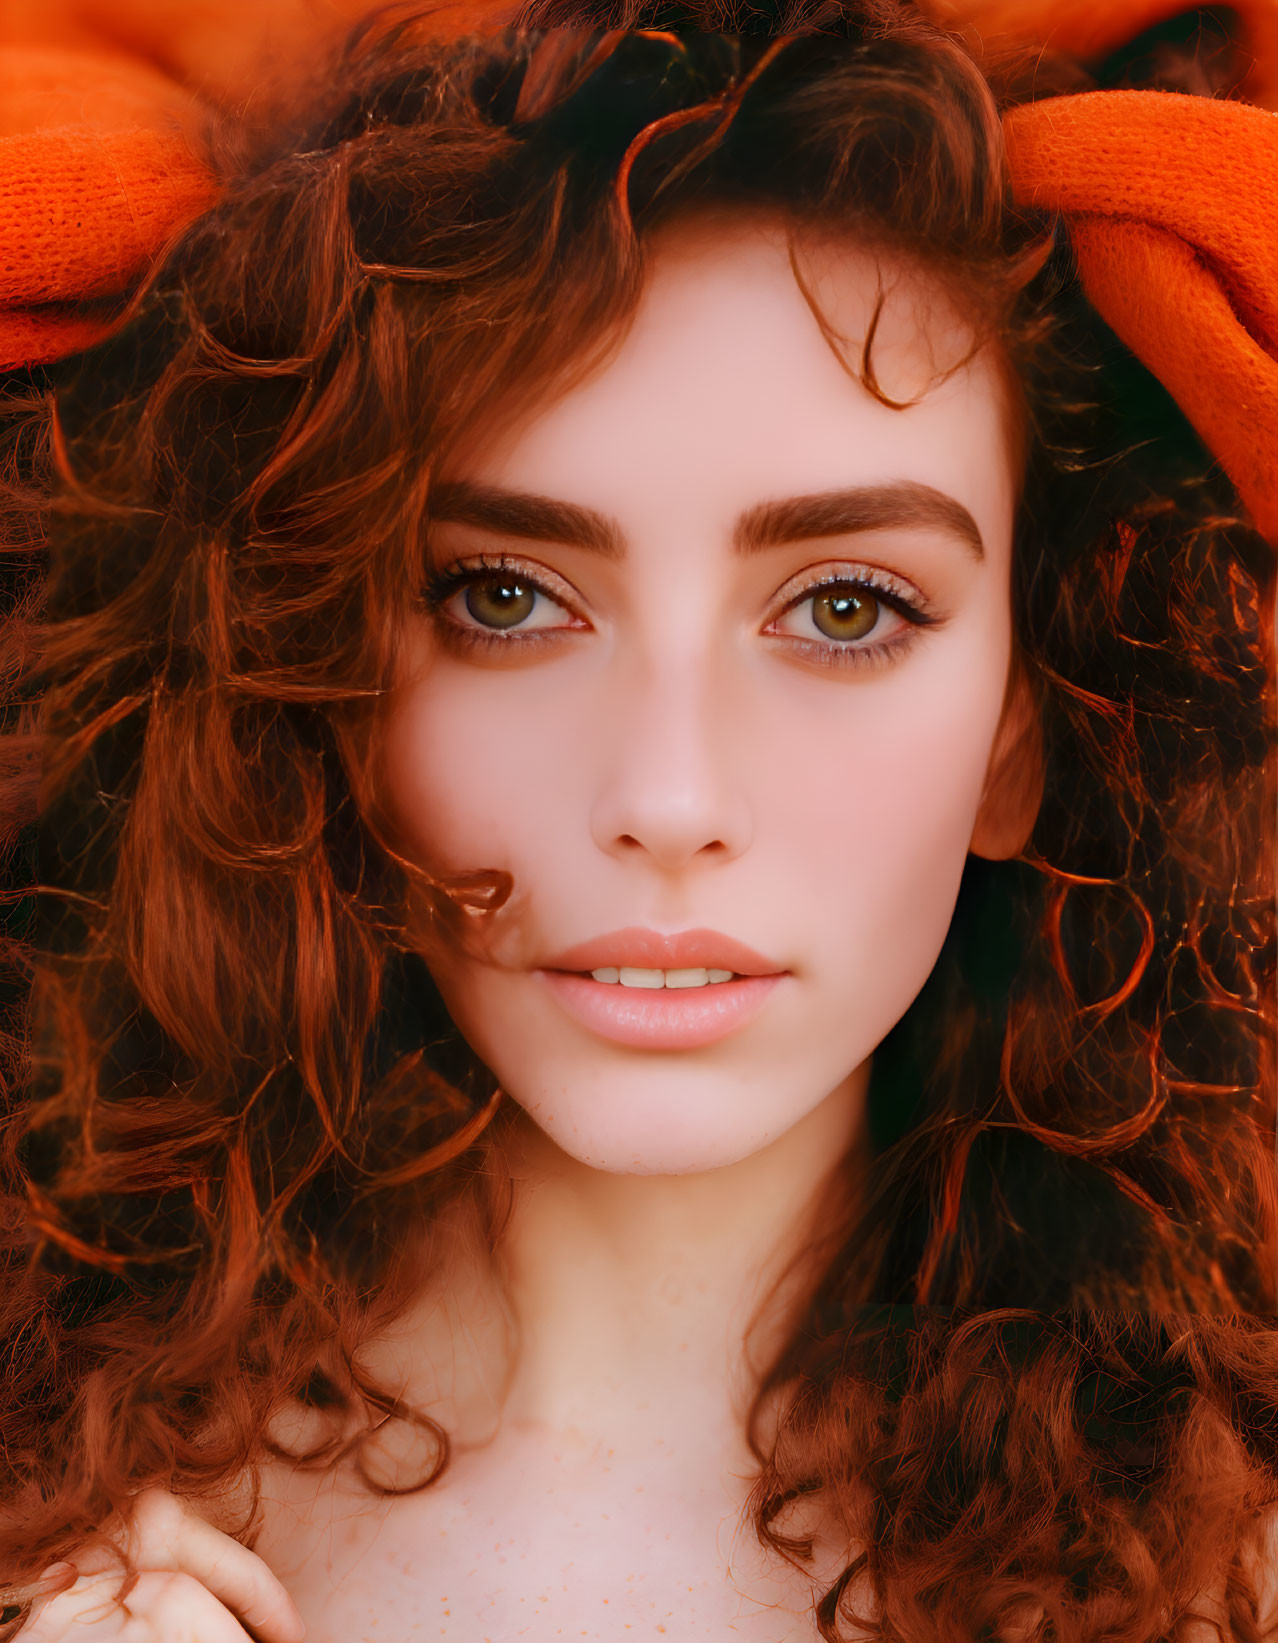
left=809, top=588, right=880, bottom=642
left=463, top=576, right=538, bottom=630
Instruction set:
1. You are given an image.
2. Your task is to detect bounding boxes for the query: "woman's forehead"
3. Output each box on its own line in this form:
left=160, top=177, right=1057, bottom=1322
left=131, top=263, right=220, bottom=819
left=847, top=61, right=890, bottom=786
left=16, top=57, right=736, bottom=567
left=446, top=215, right=1020, bottom=562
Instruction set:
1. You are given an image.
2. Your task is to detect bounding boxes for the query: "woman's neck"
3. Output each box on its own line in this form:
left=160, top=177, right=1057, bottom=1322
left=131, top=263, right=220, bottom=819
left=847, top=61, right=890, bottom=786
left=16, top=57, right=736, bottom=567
left=500, top=1073, right=866, bottom=1448
left=377, top=1067, right=870, bottom=1466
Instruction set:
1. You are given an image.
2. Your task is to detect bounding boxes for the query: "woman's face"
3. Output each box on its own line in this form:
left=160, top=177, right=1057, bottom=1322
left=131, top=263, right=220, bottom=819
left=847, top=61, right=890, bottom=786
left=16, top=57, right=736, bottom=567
left=377, top=216, right=1025, bottom=1175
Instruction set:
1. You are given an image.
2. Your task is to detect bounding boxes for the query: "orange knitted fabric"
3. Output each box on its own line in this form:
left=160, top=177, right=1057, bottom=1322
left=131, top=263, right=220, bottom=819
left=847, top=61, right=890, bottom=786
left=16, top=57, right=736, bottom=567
left=1004, top=90, right=1278, bottom=542
left=0, top=0, right=1275, bottom=542
left=0, top=43, right=218, bottom=364
left=0, top=0, right=508, bottom=372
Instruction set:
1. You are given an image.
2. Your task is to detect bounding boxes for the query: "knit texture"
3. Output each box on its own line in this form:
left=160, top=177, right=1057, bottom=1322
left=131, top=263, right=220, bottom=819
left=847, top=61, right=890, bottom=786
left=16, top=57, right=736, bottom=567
left=1005, top=90, right=1278, bottom=541
left=0, top=45, right=217, bottom=365
left=0, top=0, right=1275, bottom=541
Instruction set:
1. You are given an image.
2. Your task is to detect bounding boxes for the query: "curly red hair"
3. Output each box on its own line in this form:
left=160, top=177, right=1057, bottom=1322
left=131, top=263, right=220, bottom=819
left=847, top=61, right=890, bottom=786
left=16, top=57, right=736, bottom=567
left=1, top=4, right=1275, bottom=1637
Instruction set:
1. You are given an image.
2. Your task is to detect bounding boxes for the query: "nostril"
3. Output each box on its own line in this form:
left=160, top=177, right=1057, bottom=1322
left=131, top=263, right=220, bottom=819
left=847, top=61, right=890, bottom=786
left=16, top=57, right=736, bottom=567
left=592, top=782, right=753, bottom=869
left=616, top=831, right=729, bottom=858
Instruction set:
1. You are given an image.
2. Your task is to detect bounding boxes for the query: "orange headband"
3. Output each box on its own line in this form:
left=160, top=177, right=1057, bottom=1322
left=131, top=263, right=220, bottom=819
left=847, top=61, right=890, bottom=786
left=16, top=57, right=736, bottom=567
left=1004, top=89, right=1278, bottom=543
left=1, top=1, right=1275, bottom=542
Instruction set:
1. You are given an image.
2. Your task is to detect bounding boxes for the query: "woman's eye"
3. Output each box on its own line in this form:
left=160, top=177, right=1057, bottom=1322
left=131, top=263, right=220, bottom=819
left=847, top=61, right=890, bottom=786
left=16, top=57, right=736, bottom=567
left=771, top=583, right=909, bottom=648
left=423, top=562, right=579, bottom=641
left=457, top=574, right=552, bottom=631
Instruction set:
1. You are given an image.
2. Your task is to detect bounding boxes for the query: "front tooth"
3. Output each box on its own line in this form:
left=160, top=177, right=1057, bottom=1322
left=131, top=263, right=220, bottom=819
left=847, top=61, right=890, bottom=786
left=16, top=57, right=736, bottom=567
left=617, top=967, right=666, bottom=989
left=588, top=966, right=740, bottom=988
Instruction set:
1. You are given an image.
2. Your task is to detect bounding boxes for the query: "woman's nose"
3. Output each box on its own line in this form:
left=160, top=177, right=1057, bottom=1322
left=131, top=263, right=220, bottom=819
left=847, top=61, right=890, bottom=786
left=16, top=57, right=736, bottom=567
left=587, top=647, right=754, bottom=872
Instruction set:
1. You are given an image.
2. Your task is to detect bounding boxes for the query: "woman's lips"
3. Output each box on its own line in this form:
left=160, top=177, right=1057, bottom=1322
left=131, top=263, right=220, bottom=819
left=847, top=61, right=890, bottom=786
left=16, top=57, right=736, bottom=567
left=537, top=927, right=789, bottom=1048
left=542, top=925, right=785, bottom=976
left=537, top=969, right=786, bottom=1050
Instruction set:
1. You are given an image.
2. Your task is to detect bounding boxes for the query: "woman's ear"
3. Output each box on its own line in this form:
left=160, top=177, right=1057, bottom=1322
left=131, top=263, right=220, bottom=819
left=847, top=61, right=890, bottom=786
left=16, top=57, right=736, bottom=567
left=969, top=659, right=1044, bottom=861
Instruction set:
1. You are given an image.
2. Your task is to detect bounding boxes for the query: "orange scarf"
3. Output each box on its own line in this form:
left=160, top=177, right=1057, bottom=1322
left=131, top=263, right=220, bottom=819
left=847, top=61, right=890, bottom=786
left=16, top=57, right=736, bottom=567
left=1, top=0, right=1275, bottom=541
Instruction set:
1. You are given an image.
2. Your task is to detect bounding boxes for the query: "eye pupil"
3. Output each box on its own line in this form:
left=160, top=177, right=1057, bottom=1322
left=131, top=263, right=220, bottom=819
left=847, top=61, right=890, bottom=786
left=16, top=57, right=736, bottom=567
left=812, top=589, right=879, bottom=642
left=465, top=577, right=535, bottom=629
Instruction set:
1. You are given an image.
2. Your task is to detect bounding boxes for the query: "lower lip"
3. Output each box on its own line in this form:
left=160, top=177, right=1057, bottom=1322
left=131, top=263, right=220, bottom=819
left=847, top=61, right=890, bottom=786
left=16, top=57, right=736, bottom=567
left=537, top=969, right=787, bottom=1049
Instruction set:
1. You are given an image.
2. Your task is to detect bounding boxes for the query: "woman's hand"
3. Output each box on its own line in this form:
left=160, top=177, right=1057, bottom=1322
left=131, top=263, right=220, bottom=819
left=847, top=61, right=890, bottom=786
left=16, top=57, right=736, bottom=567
left=19, top=1487, right=305, bottom=1642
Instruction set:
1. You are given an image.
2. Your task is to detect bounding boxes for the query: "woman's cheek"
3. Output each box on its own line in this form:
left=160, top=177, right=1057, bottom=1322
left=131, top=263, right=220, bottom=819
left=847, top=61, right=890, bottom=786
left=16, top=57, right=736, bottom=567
left=771, top=645, right=1011, bottom=1011
left=379, top=664, right=566, bottom=868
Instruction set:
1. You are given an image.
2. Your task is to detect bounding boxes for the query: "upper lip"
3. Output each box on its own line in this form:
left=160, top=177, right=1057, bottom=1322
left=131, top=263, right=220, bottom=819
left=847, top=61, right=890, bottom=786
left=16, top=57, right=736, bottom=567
left=542, top=927, right=787, bottom=976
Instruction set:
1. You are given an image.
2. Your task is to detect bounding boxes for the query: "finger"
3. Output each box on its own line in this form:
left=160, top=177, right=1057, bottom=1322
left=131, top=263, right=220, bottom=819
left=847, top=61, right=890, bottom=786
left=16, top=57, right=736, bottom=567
left=127, top=1495, right=306, bottom=1643
left=18, top=1562, right=113, bottom=1641
left=20, top=1567, right=135, bottom=1640
left=134, top=1569, right=262, bottom=1643
left=69, top=1492, right=304, bottom=1643
left=26, top=1568, right=264, bottom=1643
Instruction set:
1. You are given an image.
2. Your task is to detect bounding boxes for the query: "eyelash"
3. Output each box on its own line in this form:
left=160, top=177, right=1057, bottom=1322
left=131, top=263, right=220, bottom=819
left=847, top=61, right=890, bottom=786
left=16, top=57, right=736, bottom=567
left=419, top=552, right=942, bottom=672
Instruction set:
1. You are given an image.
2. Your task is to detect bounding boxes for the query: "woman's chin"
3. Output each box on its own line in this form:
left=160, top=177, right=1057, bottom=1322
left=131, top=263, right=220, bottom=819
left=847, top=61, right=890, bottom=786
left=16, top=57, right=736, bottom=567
left=542, top=1131, right=770, bottom=1177
left=504, top=1072, right=859, bottom=1178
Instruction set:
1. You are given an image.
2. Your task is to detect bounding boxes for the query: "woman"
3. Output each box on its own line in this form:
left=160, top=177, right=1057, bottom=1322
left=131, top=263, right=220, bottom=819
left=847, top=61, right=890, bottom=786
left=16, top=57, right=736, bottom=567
left=1, top=2, right=1275, bottom=1636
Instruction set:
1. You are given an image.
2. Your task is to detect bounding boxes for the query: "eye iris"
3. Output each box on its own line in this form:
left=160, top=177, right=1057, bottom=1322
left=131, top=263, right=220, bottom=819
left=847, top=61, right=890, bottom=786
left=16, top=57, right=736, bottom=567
left=465, top=577, right=535, bottom=630
left=811, top=588, right=878, bottom=642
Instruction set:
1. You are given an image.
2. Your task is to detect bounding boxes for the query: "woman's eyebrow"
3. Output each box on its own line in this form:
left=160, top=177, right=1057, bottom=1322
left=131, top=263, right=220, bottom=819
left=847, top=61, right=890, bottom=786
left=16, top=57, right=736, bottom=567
left=428, top=478, right=984, bottom=561
left=429, top=481, right=624, bottom=556
left=736, top=481, right=985, bottom=561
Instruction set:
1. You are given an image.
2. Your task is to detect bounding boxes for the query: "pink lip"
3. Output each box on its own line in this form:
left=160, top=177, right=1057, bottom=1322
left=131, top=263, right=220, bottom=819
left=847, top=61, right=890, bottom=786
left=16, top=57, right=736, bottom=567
left=536, top=926, right=789, bottom=1050
left=538, top=969, right=786, bottom=1050
left=542, top=926, right=786, bottom=977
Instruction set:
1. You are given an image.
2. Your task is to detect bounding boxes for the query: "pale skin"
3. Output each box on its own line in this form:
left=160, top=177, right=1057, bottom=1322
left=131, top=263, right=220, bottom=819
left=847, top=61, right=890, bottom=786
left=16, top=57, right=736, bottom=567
left=53, top=216, right=1271, bottom=1641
